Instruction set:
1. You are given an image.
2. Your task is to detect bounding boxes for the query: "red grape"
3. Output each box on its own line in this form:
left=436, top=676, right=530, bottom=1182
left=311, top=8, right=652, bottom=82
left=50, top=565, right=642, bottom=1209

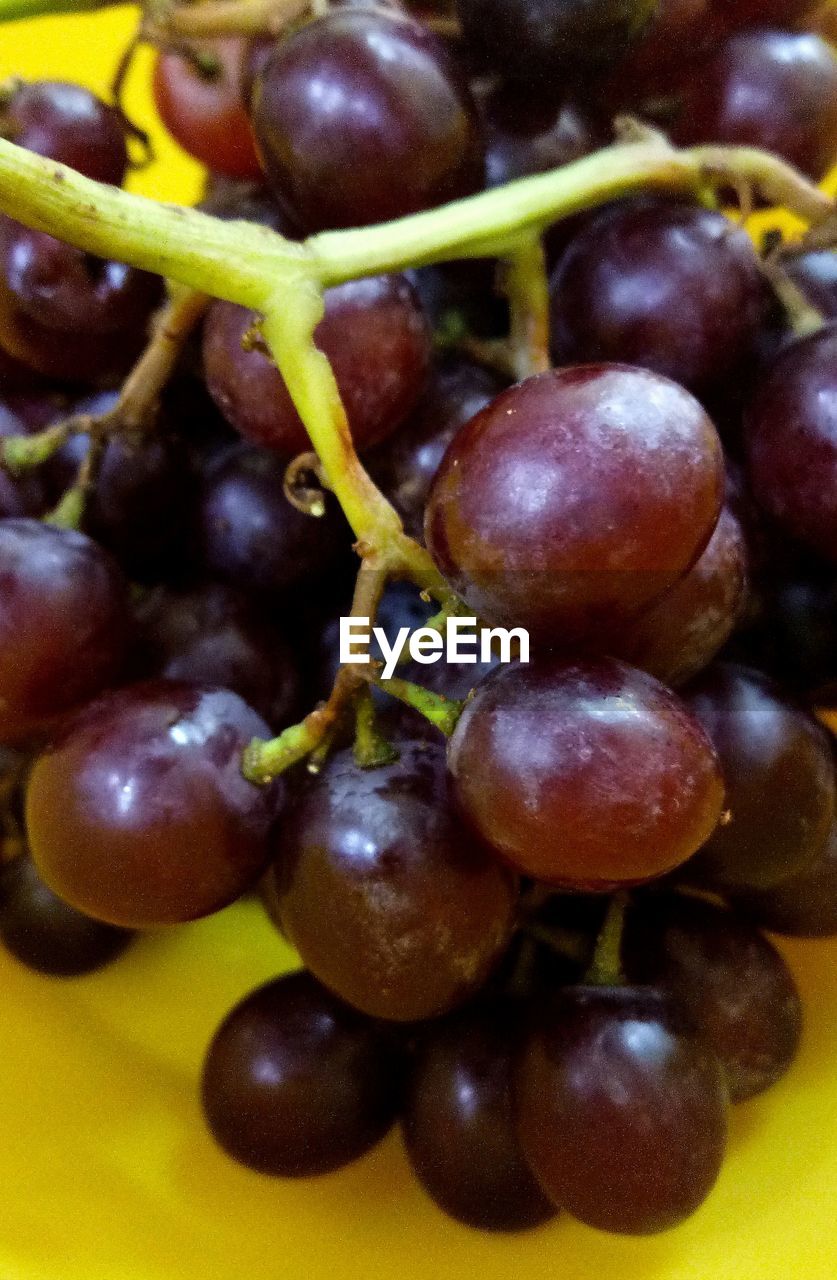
left=786, top=251, right=837, bottom=321
left=425, top=366, right=724, bottom=646
left=683, top=663, right=835, bottom=889
left=25, top=681, right=283, bottom=928
left=550, top=200, right=768, bottom=393
left=267, top=737, right=517, bottom=1021
left=0, top=518, right=130, bottom=743
left=736, top=819, right=837, bottom=938
left=251, top=10, right=484, bottom=232
left=448, top=659, right=724, bottom=888
left=153, top=38, right=263, bottom=180
left=202, top=970, right=401, bottom=1176
left=203, top=275, right=431, bottom=455
left=402, top=1002, right=557, bottom=1231
left=515, top=985, right=729, bottom=1234
left=0, top=79, right=128, bottom=185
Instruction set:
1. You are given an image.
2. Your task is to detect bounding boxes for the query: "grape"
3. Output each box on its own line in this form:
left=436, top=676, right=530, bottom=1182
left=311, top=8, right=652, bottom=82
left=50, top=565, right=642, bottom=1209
left=425, top=366, right=724, bottom=645
left=0, top=519, right=130, bottom=743
left=0, top=79, right=128, bottom=185
left=266, top=737, right=517, bottom=1021
left=736, top=820, right=837, bottom=938
left=683, top=663, right=835, bottom=890
left=624, top=894, right=802, bottom=1102
left=786, top=251, right=837, bottom=320
left=25, top=680, right=283, bottom=928
left=717, top=0, right=819, bottom=33
left=479, top=85, right=600, bottom=189
left=454, top=0, right=657, bottom=81
left=448, top=659, right=724, bottom=888
left=202, top=970, right=401, bottom=1176
left=745, top=326, right=837, bottom=564
left=595, top=0, right=721, bottom=104
left=515, top=985, right=729, bottom=1234
left=0, top=220, right=161, bottom=382
left=203, top=275, right=430, bottom=455
left=614, top=507, right=748, bottom=687
left=401, top=1002, right=557, bottom=1231
left=0, top=854, right=132, bottom=977
left=672, top=32, right=837, bottom=181
left=368, top=356, right=504, bottom=539
left=550, top=200, right=768, bottom=393
left=134, top=582, right=300, bottom=728
left=251, top=10, right=484, bottom=232
left=0, top=403, right=45, bottom=518
left=407, top=258, right=509, bottom=340
left=199, top=444, right=350, bottom=595
left=153, top=38, right=263, bottom=181
left=46, top=392, right=197, bottom=581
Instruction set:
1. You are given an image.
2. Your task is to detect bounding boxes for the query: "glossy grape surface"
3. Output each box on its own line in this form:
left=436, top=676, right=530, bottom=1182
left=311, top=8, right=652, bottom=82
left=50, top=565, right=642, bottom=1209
left=550, top=200, right=767, bottom=392
left=448, top=659, right=724, bottom=887
left=0, top=79, right=128, bottom=184
left=402, top=1002, right=557, bottom=1231
left=153, top=38, right=263, bottom=180
left=0, top=854, right=132, bottom=977
left=251, top=10, right=484, bottom=231
left=786, top=251, right=837, bottom=320
left=203, top=275, right=430, bottom=455
left=425, top=366, right=724, bottom=645
left=516, top=985, right=729, bottom=1234
left=614, top=507, right=748, bottom=687
left=683, top=663, right=835, bottom=889
left=25, top=681, right=283, bottom=928
left=625, top=894, right=802, bottom=1101
left=673, top=31, right=837, bottom=180
left=0, top=519, right=130, bottom=743
left=745, top=326, right=837, bottom=564
left=202, top=970, right=401, bottom=1176
left=736, top=819, right=837, bottom=938
left=267, top=737, right=517, bottom=1021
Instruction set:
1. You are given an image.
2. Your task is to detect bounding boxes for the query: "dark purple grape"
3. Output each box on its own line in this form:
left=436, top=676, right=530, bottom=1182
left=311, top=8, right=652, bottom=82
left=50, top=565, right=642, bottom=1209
left=203, top=275, right=430, bottom=455
left=448, top=659, right=724, bottom=888
left=455, top=0, right=657, bottom=81
left=745, top=326, right=837, bottom=564
left=368, top=356, right=504, bottom=539
left=25, top=680, right=283, bottom=928
left=673, top=31, right=837, bottom=181
left=595, top=0, right=721, bottom=105
left=624, top=894, right=802, bottom=1101
left=425, top=366, right=724, bottom=646
left=0, top=854, right=132, bottom=976
left=786, top=251, right=837, bottom=320
left=407, top=258, right=508, bottom=340
left=266, top=737, right=517, bottom=1021
left=683, top=663, right=835, bottom=889
left=134, top=582, right=300, bottom=728
left=199, top=444, right=349, bottom=595
left=0, top=219, right=161, bottom=382
left=0, top=402, right=45, bottom=518
left=736, top=819, right=837, bottom=937
left=251, top=10, right=484, bottom=232
left=0, top=519, right=130, bottom=743
left=716, top=0, right=819, bottom=34
left=516, top=985, right=729, bottom=1234
left=479, top=85, right=600, bottom=189
left=402, top=1002, right=557, bottom=1231
left=202, top=970, right=401, bottom=1176
left=550, top=200, right=768, bottom=393
left=614, top=506, right=748, bottom=687
left=0, top=79, right=129, bottom=184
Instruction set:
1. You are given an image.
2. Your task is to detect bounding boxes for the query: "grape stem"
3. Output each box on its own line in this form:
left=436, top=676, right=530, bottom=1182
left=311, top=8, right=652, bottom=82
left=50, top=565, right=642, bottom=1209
left=502, top=234, right=551, bottom=378
left=142, top=0, right=310, bottom=42
left=759, top=253, right=826, bottom=338
left=585, top=891, right=629, bottom=987
left=0, top=0, right=113, bottom=19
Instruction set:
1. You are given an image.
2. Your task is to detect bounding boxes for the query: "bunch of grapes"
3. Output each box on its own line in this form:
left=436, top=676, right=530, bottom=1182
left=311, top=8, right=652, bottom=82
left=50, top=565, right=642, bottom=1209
left=0, top=0, right=837, bottom=1242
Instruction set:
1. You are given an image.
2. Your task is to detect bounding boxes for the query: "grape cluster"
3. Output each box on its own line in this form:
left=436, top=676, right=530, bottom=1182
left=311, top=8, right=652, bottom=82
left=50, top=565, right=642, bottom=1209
left=0, top=0, right=836, bottom=1246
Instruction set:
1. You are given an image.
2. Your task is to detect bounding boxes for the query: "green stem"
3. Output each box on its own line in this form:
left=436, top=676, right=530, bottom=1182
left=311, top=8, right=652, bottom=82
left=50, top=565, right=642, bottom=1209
left=375, top=676, right=465, bottom=737
left=0, top=0, right=114, bottom=18
left=353, top=687, right=399, bottom=768
left=503, top=233, right=551, bottom=379
left=585, top=892, right=629, bottom=987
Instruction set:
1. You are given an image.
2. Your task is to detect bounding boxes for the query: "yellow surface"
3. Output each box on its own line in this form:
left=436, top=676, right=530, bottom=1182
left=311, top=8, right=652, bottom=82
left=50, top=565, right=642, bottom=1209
left=1, top=9, right=837, bottom=1280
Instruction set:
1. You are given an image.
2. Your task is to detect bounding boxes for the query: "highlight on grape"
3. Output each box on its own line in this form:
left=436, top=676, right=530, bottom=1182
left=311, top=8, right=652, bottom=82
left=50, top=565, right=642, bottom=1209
left=339, top=615, right=530, bottom=679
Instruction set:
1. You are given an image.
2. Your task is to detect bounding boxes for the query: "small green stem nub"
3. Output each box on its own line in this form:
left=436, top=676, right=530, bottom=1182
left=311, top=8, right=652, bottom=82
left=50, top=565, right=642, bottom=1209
left=374, top=676, right=465, bottom=738
left=585, top=891, right=629, bottom=987
left=353, top=687, right=399, bottom=769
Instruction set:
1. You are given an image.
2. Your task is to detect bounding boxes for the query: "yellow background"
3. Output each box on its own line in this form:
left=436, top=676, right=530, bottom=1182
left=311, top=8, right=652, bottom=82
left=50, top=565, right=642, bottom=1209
left=1, top=9, right=837, bottom=1279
